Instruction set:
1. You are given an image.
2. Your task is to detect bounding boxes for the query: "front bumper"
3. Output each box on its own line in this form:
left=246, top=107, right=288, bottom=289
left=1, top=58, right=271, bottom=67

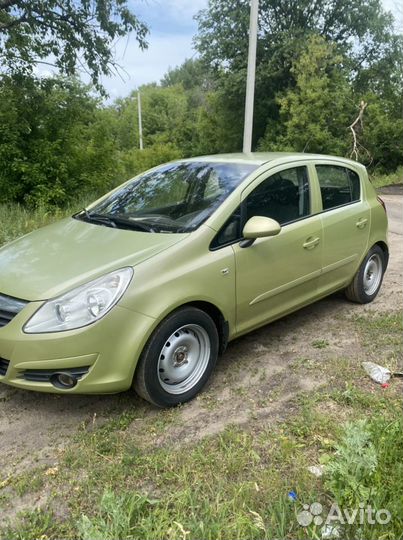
left=0, top=301, right=156, bottom=394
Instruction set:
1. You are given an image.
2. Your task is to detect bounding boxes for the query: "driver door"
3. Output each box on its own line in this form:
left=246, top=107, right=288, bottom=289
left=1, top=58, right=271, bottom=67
left=233, top=164, right=323, bottom=335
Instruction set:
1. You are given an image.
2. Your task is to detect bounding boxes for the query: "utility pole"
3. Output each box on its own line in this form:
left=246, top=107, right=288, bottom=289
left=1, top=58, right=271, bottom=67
left=242, top=0, right=259, bottom=154
left=137, top=90, right=144, bottom=150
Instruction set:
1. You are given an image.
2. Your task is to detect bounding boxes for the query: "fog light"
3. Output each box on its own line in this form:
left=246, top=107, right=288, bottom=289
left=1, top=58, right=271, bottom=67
left=50, top=372, right=77, bottom=389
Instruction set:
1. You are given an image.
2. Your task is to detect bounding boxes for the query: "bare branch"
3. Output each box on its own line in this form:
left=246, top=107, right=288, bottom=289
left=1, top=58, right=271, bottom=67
left=348, top=100, right=371, bottom=162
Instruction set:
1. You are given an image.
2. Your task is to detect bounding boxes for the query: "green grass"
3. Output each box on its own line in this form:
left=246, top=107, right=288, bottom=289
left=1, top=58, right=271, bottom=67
left=312, top=339, right=329, bottom=349
left=3, top=346, right=402, bottom=540
left=353, top=311, right=403, bottom=371
left=3, top=396, right=401, bottom=540
left=323, top=415, right=403, bottom=540
left=1, top=422, right=322, bottom=540
left=0, top=193, right=97, bottom=247
left=370, top=167, right=403, bottom=189
left=0, top=203, right=82, bottom=248
left=13, top=468, right=45, bottom=498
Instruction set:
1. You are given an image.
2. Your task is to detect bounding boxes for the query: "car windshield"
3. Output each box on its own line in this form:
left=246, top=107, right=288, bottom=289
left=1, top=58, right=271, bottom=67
left=77, top=161, right=257, bottom=233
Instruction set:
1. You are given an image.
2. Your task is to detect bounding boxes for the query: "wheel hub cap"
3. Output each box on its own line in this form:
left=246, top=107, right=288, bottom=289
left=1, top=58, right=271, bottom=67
left=363, top=254, right=382, bottom=296
left=157, top=324, right=211, bottom=395
left=173, top=346, right=188, bottom=367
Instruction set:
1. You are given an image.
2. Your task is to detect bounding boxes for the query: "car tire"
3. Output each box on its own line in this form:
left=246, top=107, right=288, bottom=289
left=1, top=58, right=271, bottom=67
left=345, top=245, right=386, bottom=304
left=133, top=307, right=219, bottom=407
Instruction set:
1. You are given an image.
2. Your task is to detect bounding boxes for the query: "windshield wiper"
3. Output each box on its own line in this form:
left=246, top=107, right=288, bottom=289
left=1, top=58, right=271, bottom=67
left=79, top=210, right=117, bottom=228
left=77, top=210, right=157, bottom=232
left=110, top=215, right=157, bottom=232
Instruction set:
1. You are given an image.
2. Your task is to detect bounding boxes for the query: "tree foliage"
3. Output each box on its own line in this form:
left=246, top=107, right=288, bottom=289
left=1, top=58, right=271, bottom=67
left=0, top=2, right=401, bottom=209
left=194, top=0, right=403, bottom=149
left=0, top=0, right=148, bottom=91
left=0, top=76, right=120, bottom=205
left=195, top=0, right=396, bottom=71
left=259, top=36, right=353, bottom=155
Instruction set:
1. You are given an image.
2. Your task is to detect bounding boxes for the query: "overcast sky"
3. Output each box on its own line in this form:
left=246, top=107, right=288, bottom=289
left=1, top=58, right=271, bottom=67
left=101, top=0, right=401, bottom=101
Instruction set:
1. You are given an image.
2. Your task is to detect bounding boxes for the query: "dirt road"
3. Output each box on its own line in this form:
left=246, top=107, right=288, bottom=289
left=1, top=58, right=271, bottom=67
left=1, top=192, right=402, bottom=483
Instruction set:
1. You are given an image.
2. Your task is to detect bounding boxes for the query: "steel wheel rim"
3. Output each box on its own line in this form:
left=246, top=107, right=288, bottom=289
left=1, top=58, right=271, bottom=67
left=363, top=253, right=383, bottom=296
left=157, top=324, right=211, bottom=395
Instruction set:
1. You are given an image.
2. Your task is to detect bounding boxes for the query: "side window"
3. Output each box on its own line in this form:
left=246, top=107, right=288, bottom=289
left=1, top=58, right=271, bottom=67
left=316, top=165, right=361, bottom=211
left=245, top=166, right=310, bottom=225
left=210, top=206, right=242, bottom=249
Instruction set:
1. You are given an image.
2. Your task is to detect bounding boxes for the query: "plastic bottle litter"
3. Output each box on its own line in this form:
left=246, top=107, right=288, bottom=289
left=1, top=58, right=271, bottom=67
left=362, top=362, right=392, bottom=384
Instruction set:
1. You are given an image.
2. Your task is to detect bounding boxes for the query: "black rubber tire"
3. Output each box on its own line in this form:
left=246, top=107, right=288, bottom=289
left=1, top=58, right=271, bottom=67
left=345, top=245, right=386, bottom=304
left=133, top=307, right=219, bottom=407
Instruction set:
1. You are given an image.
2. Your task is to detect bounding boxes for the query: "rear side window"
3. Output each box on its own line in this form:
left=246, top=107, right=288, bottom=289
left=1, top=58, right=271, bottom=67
left=316, top=165, right=361, bottom=211
left=246, top=166, right=310, bottom=225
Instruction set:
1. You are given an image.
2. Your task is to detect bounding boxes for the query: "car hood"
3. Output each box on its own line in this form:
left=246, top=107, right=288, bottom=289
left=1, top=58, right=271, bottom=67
left=0, top=217, right=188, bottom=301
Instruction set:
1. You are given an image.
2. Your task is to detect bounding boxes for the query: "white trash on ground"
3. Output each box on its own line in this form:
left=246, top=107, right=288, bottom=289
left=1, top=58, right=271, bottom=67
left=307, top=465, right=324, bottom=477
left=362, top=361, right=392, bottom=384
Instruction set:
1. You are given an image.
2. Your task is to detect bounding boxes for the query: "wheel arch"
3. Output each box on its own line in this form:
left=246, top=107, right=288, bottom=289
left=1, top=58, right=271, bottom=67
left=373, top=241, right=389, bottom=270
left=183, top=301, right=229, bottom=355
left=132, top=300, right=229, bottom=405
left=134, top=300, right=231, bottom=382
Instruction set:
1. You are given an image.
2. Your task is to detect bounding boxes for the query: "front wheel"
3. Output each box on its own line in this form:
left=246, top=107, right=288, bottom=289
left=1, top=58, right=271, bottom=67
left=345, top=245, right=386, bottom=304
left=133, top=307, right=219, bottom=407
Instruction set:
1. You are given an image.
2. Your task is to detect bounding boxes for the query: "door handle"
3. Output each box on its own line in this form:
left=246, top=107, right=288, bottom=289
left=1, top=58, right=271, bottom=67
left=303, top=237, right=320, bottom=250
left=356, top=218, right=368, bottom=229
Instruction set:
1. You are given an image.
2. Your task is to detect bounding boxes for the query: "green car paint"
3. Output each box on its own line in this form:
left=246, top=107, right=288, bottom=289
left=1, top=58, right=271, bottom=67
left=0, top=217, right=188, bottom=300
left=0, top=153, right=388, bottom=395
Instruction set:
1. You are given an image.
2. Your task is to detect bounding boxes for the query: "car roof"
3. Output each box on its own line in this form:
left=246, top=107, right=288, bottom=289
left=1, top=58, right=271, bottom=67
left=182, top=152, right=360, bottom=167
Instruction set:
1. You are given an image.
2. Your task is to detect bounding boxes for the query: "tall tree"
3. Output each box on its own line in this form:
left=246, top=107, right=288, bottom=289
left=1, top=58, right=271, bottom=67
left=0, top=0, right=148, bottom=92
left=195, top=0, right=396, bottom=72
left=161, top=58, right=212, bottom=92
left=259, top=35, right=353, bottom=155
left=194, top=0, right=400, bottom=150
left=111, top=84, right=194, bottom=154
left=0, top=75, right=122, bottom=205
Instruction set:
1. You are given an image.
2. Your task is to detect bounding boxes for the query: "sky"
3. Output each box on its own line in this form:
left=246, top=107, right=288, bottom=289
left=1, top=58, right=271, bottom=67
left=100, top=0, right=400, bottom=101
left=101, top=0, right=208, bottom=99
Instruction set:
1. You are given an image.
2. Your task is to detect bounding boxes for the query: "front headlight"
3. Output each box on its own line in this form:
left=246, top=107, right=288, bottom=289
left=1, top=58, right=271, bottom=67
left=24, top=267, right=133, bottom=334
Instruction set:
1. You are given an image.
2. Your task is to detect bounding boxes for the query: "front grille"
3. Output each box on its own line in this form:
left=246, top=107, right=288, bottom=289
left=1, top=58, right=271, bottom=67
left=0, top=294, right=28, bottom=328
left=19, top=366, right=90, bottom=383
left=0, top=358, right=10, bottom=376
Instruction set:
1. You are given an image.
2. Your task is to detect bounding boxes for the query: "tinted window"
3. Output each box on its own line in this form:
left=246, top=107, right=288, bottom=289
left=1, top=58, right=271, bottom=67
left=81, top=161, right=257, bottom=233
left=316, top=165, right=361, bottom=211
left=246, top=166, right=310, bottom=225
left=211, top=206, right=242, bottom=249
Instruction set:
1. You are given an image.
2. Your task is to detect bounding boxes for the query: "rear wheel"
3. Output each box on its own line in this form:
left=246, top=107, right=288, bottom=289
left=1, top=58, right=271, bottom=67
left=133, top=307, right=219, bottom=407
left=345, top=245, right=385, bottom=304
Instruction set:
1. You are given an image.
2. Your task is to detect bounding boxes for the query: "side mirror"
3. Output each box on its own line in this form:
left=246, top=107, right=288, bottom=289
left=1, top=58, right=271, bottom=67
left=240, top=216, right=281, bottom=247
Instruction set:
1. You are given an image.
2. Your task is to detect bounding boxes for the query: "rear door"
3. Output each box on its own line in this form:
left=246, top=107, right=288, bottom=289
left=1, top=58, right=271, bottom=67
left=314, top=162, right=370, bottom=295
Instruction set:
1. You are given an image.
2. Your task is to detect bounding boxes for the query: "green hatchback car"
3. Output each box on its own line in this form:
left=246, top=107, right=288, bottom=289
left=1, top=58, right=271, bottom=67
left=0, top=153, right=388, bottom=406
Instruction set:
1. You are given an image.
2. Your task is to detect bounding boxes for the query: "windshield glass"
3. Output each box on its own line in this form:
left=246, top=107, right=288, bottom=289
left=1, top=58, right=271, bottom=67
left=80, top=161, right=257, bottom=233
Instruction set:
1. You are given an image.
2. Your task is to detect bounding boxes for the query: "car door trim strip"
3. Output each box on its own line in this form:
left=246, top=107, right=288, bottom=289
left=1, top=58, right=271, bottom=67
left=321, top=254, right=359, bottom=275
left=250, top=268, right=322, bottom=305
